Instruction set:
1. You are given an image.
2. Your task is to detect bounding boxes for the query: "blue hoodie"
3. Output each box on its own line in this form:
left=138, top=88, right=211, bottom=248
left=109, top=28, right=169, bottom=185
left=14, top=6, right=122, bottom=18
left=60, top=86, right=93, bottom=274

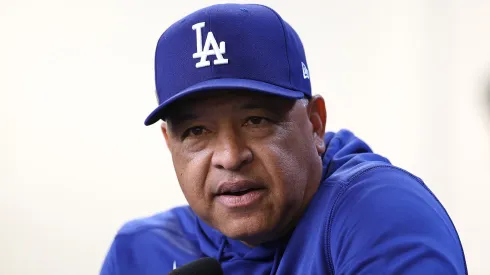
left=100, top=130, right=467, bottom=274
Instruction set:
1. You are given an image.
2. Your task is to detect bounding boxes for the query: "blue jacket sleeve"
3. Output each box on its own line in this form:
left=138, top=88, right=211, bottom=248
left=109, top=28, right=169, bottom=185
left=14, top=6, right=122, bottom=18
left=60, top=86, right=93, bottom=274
left=99, top=229, right=177, bottom=275
left=100, top=237, right=120, bottom=275
left=329, top=167, right=467, bottom=274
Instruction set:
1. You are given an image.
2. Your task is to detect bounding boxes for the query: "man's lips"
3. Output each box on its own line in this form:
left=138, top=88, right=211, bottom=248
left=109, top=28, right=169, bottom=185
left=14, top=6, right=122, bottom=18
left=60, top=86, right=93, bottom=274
left=214, top=180, right=265, bottom=196
left=214, top=180, right=267, bottom=208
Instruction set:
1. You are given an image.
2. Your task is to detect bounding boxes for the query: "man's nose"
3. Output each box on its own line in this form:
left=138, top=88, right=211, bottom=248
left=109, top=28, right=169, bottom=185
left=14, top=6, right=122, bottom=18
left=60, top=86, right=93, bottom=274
left=211, top=129, right=253, bottom=171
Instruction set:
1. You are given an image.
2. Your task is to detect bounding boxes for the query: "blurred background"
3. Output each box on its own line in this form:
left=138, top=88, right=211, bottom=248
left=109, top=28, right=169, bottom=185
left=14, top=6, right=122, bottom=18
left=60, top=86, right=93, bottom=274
left=2, top=0, right=489, bottom=274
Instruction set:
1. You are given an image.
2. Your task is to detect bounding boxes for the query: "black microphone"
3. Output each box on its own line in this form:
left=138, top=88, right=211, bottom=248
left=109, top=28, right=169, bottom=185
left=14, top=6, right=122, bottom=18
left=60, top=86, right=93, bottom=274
left=168, top=257, right=223, bottom=275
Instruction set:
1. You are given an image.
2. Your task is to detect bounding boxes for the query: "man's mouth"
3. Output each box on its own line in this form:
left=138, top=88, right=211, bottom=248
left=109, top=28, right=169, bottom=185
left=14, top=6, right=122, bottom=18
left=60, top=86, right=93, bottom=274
left=221, top=187, right=262, bottom=196
left=215, top=180, right=266, bottom=208
left=215, top=180, right=265, bottom=196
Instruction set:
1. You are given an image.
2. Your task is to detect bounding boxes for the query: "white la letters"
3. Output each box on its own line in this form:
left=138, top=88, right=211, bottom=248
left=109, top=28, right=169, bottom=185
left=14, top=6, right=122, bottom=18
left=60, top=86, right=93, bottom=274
left=192, top=22, right=228, bottom=68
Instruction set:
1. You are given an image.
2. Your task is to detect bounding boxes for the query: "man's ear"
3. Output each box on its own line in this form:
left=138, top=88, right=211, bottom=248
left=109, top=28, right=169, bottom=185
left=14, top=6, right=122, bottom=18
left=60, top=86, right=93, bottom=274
left=307, top=95, right=327, bottom=155
left=161, top=121, right=171, bottom=149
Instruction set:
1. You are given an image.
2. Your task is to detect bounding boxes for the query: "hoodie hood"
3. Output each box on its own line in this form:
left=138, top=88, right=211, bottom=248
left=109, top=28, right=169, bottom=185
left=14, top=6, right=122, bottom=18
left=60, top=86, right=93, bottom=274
left=194, top=129, right=391, bottom=274
left=321, top=129, right=391, bottom=183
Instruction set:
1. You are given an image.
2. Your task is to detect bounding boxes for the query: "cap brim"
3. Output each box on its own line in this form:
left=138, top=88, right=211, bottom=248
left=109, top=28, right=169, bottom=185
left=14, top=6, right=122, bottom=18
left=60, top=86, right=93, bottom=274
left=144, top=78, right=305, bottom=125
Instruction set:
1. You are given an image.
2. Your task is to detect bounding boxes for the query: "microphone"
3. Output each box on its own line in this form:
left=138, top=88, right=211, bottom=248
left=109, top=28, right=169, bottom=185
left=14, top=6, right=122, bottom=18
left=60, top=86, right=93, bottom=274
left=168, top=257, right=223, bottom=275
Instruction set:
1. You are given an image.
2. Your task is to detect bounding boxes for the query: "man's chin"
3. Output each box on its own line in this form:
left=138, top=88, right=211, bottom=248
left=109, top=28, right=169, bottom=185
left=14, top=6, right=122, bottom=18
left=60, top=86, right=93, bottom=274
left=215, top=216, right=276, bottom=245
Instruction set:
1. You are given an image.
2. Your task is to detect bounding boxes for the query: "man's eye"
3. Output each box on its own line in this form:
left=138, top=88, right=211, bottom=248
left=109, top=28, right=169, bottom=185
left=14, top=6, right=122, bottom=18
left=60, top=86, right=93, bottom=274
left=246, top=116, right=267, bottom=125
left=183, top=126, right=207, bottom=138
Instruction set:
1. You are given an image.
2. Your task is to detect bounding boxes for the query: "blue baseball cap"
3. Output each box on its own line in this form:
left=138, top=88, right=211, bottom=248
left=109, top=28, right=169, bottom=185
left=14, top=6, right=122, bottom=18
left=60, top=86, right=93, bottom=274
left=144, top=3, right=312, bottom=125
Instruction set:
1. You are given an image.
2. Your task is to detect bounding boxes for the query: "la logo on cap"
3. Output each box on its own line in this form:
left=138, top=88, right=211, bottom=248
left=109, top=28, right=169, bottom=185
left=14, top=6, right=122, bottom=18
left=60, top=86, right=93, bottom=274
left=192, top=22, right=229, bottom=68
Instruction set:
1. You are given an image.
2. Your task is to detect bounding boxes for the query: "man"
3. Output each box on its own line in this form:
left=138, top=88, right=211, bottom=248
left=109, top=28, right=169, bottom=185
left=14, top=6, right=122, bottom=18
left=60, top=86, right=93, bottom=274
left=100, top=3, right=467, bottom=274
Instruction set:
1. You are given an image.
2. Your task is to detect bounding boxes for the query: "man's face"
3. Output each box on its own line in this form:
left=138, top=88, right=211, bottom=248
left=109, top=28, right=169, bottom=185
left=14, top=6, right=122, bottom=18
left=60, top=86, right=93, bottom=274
left=161, top=90, right=326, bottom=246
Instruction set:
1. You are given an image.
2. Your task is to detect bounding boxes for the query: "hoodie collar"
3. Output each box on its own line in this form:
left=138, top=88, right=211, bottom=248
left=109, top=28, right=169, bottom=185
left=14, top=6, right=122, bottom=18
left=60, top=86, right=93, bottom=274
left=195, top=217, right=286, bottom=262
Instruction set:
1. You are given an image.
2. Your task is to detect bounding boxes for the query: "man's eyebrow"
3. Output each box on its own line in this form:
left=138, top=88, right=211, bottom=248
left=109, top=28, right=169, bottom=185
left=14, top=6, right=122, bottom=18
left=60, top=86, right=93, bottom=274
left=168, top=113, right=198, bottom=125
left=239, top=102, right=272, bottom=110
left=168, top=100, right=278, bottom=123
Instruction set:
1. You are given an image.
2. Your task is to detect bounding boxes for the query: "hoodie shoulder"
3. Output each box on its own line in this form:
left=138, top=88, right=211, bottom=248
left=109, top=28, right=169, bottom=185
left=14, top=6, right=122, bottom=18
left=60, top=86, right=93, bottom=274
left=326, top=166, right=467, bottom=274
left=115, top=206, right=201, bottom=255
left=100, top=206, right=202, bottom=275
left=117, top=205, right=196, bottom=236
left=319, top=130, right=467, bottom=273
